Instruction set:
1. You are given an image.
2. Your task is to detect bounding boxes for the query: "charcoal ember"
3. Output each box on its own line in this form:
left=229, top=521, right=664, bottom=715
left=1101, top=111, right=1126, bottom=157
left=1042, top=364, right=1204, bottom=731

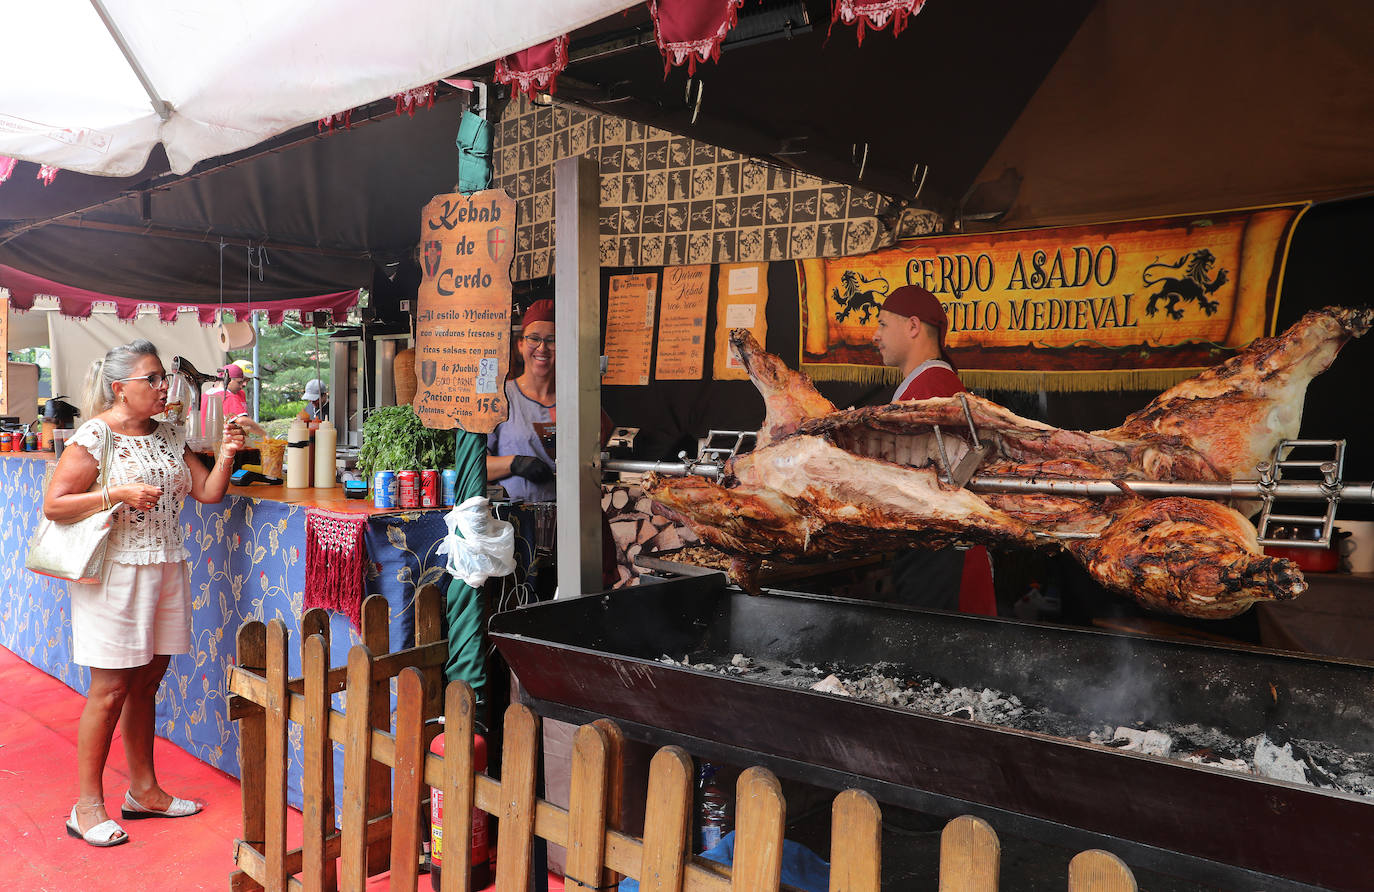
left=810, top=674, right=852, bottom=696
left=1250, top=734, right=1310, bottom=784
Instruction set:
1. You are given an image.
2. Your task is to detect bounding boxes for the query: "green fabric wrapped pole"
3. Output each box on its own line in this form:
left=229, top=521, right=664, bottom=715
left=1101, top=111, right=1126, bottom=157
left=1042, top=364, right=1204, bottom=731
left=445, top=115, right=495, bottom=696
left=444, top=429, right=489, bottom=698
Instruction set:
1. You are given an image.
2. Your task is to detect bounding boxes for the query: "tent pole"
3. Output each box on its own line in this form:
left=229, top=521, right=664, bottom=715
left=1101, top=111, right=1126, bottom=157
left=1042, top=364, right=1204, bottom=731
left=251, top=311, right=261, bottom=420
left=554, top=155, right=603, bottom=598
left=89, top=0, right=172, bottom=121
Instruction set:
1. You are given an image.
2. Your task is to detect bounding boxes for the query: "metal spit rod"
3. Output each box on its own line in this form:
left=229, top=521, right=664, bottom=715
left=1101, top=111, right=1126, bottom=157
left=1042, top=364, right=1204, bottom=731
left=964, top=476, right=1374, bottom=503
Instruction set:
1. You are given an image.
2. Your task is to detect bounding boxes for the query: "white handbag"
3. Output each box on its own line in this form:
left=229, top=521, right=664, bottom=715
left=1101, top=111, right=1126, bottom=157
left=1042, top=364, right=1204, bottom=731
left=26, top=425, right=117, bottom=584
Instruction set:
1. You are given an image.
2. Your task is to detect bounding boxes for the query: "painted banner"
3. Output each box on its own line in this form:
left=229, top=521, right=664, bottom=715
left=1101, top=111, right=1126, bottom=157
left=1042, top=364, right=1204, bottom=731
left=798, top=205, right=1308, bottom=391
left=604, top=273, right=658, bottom=386
left=654, top=265, right=711, bottom=381
left=413, top=189, right=515, bottom=432
left=713, top=262, right=769, bottom=380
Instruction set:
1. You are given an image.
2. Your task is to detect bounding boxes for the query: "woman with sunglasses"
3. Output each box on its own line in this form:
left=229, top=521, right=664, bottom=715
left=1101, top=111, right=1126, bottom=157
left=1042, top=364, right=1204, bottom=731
left=42, top=340, right=245, bottom=847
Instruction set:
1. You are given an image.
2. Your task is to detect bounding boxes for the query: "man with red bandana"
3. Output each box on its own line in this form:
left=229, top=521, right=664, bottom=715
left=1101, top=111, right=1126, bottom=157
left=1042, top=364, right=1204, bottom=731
left=872, top=284, right=997, bottom=616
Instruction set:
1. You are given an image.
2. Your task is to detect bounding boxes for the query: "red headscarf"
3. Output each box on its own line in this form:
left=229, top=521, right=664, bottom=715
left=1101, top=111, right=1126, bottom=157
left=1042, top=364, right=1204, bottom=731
left=522, top=298, right=555, bottom=326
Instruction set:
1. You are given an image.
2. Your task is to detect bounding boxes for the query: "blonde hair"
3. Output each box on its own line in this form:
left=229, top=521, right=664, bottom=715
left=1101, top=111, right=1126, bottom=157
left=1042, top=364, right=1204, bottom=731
left=82, top=339, right=160, bottom=418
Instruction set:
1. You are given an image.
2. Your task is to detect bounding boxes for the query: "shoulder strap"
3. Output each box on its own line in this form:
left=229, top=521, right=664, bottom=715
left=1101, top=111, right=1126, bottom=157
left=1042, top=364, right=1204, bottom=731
left=96, top=421, right=114, bottom=490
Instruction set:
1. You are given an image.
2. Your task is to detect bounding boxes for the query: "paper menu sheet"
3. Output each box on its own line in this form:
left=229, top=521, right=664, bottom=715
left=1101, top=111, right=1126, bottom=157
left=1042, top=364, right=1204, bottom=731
left=603, top=273, right=658, bottom=386
left=713, top=262, right=769, bottom=379
left=655, top=265, right=711, bottom=381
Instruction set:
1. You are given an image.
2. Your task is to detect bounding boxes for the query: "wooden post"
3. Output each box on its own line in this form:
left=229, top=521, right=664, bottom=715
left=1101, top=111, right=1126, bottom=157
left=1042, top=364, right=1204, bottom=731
left=265, top=619, right=290, bottom=892
left=302, top=634, right=331, bottom=892
left=564, top=724, right=611, bottom=890
left=300, top=609, right=338, bottom=892
left=390, top=668, right=428, bottom=891
left=637, top=747, right=693, bottom=892
left=829, top=790, right=882, bottom=892
left=416, top=583, right=445, bottom=716
left=1068, top=851, right=1138, bottom=892
left=341, top=645, right=375, bottom=890
left=440, top=682, right=477, bottom=892
left=939, top=815, right=1000, bottom=892
left=591, top=718, right=626, bottom=891
left=494, top=704, right=540, bottom=892
left=554, top=153, right=605, bottom=598
left=731, top=768, right=785, bottom=892
left=232, top=621, right=267, bottom=892
left=362, top=595, right=393, bottom=875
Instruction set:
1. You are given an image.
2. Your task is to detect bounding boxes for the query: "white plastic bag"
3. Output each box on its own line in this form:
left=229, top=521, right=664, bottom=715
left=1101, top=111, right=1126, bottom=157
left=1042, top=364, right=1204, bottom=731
left=436, top=496, right=516, bottom=587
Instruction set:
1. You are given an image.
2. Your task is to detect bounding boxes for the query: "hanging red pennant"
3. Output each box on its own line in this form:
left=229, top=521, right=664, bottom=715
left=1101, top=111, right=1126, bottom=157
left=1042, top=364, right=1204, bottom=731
left=494, top=35, right=571, bottom=100
left=37, top=163, right=59, bottom=186
left=0, top=156, right=16, bottom=186
left=392, top=83, right=437, bottom=117
left=318, top=110, right=352, bottom=133
left=831, top=0, right=928, bottom=46
left=649, top=0, right=744, bottom=75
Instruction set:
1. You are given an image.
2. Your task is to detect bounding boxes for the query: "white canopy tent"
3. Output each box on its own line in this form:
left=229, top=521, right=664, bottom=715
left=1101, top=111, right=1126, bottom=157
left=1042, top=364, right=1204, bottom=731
left=0, top=0, right=637, bottom=177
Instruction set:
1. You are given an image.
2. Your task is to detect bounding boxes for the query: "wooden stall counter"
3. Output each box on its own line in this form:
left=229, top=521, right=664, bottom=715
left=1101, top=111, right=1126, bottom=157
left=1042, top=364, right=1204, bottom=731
left=225, top=483, right=446, bottom=516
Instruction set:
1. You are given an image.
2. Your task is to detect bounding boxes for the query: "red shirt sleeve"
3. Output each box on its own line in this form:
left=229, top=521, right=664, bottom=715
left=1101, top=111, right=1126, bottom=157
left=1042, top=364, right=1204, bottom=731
left=897, top=366, right=966, bottom=401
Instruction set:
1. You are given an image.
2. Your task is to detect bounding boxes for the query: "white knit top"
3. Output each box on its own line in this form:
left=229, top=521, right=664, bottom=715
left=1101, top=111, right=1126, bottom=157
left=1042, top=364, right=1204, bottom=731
left=68, top=418, right=193, bottom=565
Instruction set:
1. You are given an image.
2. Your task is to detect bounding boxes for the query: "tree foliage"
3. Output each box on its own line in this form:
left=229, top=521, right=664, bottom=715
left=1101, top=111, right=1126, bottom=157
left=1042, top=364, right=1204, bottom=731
left=226, top=315, right=334, bottom=421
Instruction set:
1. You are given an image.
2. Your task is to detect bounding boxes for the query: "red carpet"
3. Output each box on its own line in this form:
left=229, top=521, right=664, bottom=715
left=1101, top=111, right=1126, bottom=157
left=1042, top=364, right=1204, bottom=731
left=0, top=646, right=563, bottom=892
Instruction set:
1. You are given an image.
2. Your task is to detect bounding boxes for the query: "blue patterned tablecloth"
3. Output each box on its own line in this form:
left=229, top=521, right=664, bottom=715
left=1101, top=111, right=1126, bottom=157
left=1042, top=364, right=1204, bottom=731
left=0, top=455, right=450, bottom=807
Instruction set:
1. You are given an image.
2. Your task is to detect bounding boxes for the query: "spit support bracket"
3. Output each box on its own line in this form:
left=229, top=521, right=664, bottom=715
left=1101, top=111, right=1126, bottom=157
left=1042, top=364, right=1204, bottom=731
left=932, top=394, right=992, bottom=488
left=1253, top=438, right=1346, bottom=548
left=676, top=429, right=757, bottom=476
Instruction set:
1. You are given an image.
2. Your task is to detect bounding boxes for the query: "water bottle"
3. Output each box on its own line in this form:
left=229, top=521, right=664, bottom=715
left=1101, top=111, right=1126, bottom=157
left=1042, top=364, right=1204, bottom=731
left=696, top=762, right=730, bottom=853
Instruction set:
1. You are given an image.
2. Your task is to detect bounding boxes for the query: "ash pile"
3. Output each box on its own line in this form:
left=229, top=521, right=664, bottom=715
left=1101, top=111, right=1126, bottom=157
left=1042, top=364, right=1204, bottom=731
left=658, top=652, right=1374, bottom=798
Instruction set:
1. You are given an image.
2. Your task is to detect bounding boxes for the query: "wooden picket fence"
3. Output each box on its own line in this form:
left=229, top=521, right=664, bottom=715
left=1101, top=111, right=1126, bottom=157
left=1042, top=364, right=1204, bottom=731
left=226, top=588, right=1139, bottom=891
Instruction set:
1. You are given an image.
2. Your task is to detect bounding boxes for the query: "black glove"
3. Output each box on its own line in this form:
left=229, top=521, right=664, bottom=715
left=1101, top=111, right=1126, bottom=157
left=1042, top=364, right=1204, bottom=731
left=510, top=455, right=553, bottom=483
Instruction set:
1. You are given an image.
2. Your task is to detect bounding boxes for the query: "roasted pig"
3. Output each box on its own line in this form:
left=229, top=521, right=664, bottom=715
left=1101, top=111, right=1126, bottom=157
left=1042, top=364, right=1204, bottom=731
left=646, top=308, right=1371, bottom=617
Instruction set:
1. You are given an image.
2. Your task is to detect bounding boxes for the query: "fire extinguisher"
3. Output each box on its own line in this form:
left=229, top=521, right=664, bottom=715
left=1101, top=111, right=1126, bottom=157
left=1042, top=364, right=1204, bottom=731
left=430, top=726, right=491, bottom=891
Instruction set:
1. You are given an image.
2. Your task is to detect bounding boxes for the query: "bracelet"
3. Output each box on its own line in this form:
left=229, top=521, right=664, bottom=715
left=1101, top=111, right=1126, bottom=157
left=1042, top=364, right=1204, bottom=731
left=102, top=485, right=111, bottom=510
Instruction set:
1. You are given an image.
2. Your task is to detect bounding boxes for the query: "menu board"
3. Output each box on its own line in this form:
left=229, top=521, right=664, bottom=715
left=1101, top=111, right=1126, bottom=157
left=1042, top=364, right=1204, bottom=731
left=712, top=262, right=770, bottom=380
left=413, top=189, right=515, bottom=433
left=654, top=265, right=711, bottom=381
left=603, top=273, right=658, bottom=386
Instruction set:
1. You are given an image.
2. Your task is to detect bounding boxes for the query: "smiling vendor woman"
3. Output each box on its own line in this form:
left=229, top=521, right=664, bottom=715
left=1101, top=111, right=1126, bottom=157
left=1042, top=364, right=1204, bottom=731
left=487, top=298, right=558, bottom=501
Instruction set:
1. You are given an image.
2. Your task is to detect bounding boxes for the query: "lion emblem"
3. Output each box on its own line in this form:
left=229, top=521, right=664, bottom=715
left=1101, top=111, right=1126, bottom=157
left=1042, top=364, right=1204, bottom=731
left=1143, top=249, right=1230, bottom=320
left=831, top=270, right=891, bottom=324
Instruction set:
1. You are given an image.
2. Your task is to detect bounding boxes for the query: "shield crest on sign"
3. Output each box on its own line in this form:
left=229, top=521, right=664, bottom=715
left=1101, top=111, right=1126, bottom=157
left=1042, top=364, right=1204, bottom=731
left=422, top=240, right=443, bottom=278
left=487, top=226, right=510, bottom=264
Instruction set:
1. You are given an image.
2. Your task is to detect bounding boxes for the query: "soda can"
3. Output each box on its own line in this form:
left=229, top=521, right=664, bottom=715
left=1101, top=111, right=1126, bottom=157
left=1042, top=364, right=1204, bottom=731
left=372, top=470, right=396, bottom=509
left=440, top=468, right=459, bottom=507
left=421, top=470, right=439, bottom=508
left=397, top=470, right=420, bottom=508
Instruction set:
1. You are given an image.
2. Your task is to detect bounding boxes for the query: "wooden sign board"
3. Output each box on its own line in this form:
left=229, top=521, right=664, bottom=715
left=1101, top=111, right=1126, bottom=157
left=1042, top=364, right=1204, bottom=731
left=413, top=189, right=516, bottom=433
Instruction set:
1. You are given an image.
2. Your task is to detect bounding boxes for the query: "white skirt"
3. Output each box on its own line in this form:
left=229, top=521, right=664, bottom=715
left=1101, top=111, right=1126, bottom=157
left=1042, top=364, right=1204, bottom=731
left=69, top=561, right=192, bottom=669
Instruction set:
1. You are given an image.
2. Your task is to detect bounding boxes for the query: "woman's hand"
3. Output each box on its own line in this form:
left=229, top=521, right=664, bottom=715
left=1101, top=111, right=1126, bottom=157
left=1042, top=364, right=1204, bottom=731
left=114, top=483, right=163, bottom=511
left=218, top=420, right=246, bottom=463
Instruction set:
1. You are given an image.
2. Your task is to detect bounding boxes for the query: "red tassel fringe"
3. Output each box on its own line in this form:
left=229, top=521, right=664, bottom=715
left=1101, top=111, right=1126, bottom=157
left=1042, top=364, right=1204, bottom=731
left=304, top=508, right=369, bottom=631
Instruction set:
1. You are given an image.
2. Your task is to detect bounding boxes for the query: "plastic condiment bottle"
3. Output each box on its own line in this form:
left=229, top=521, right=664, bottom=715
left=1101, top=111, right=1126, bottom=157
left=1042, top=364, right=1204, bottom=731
left=285, top=418, right=311, bottom=488
left=313, top=419, right=337, bottom=488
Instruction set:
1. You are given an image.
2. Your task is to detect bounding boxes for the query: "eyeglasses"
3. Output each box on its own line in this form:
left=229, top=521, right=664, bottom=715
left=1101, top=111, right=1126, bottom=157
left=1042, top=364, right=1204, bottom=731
left=118, top=373, right=169, bottom=388
left=523, top=335, right=556, bottom=349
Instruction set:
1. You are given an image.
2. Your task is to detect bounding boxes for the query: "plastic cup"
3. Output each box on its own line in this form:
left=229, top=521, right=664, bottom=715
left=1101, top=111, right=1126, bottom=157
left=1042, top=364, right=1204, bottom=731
left=259, top=439, right=287, bottom=478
